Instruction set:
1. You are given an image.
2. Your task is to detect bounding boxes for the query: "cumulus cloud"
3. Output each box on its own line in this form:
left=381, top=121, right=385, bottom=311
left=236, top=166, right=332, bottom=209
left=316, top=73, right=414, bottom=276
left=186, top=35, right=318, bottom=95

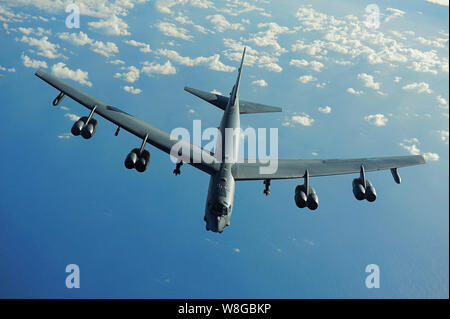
left=51, top=62, right=92, bottom=87
left=298, top=75, right=317, bottom=84
left=347, top=88, right=364, bottom=95
left=402, top=82, right=433, bottom=94
left=156, top=49, right=235, bottom=72
left=206, top=14, right=244, bottom=32
left=364, top=114, right=388, bottom=126
left=292, top=6, right=448, bottom=76
left=318, top=106, right=331, bottom=114
left=290, top=59, right=324, bottom=72
left=88, top=15, right=130, bottom=36
left=141, top=60, right=177, bottom=75
left=58, top=31, right=93, bottom=46
left=58, top=31, right=118, bottom=58
left=123, top=85, right=142, bottom=94
left=114, top=66, right=140, bottom=83
left=222, top=38, right=283, bottom=72
left=436, top=95, right=448, bottom=108
left=399, top=138, right=439, bottom=161
left=357, top=73, right=381, bottom=90
left=90, top=40, right=119, bottom=58
left=251, top=79, right=268, bottom=87
left=21, top=53, right=47, bottom=68
left=384, top=8, right=405, bottom=23
left=64, top=113, right=80, bottom=121
left=425, top=0, right=449, bottom=6
left=438, top=130, right=449, bottom=144
left=124, top=39, right=151, bottom=53
left=17, top=35, right=61, bottom=59
left=156, top=22, right=193, bottom=40
left=291, top=113, right=315, bottom=126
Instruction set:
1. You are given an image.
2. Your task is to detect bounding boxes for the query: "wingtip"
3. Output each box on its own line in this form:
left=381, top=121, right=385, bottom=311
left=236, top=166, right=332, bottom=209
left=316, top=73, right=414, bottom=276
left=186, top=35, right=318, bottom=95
left=419, top=154, right=426, bottom=164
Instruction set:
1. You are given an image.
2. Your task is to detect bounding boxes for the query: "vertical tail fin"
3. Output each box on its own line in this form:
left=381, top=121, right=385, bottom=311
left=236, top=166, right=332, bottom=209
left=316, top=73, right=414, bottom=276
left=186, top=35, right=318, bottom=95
left=230, top=47, right=246, bottom=105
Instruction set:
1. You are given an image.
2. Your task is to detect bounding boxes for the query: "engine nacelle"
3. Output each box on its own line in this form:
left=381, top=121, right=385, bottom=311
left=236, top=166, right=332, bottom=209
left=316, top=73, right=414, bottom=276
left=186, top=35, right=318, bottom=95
left=124, top=148, right=150, bottom=172
left=71, top=116, right=87, bottom=136
left=294, top=185, right=308, bottom=208
left=135, top=149, right=150, bottom=173
left=365, top=180, right=376, bottom=202
left=352, top=178, right=365, bottom=200
left=71, top=116, right=98, bottom=139
left=81, top=118, right=98, bottom=139
left=352, top=178, right=376, bottom=202
left=295, top=185, right=319, bottom=210
left=307, top=187, right=319, bottom=210
left=124, top=148, right=140, bottom=169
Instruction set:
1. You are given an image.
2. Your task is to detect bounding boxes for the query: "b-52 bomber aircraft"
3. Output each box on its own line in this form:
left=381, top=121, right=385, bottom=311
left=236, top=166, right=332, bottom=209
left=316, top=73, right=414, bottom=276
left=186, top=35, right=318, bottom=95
left=35, top=48, right=425, bottom=233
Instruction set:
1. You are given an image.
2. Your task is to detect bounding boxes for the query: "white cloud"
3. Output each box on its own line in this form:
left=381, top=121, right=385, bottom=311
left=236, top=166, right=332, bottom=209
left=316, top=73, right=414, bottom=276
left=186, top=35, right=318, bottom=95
left=399, top=139, right=440, bottom=161
left=291, top=113, right=315, bottom=126
left=402, top=82, right=433, bottom=94
left=88, top=15, right=130, bottom=36
left=438, top=130, right=449, bottom=144
left=156, top=22, right=193, bottom=40
left=90, top=40, right=119, bottom=58
left=156, top=49, right=235, bottom=72
left=290, top=59, right=324, bottom=72
left=58, top=31, right=93, bottom=46
left=242, top=22, right=291, bottom=54
left=64, top=113, right=80, bottom=121
left=298, top=75, right=317, bottom=84
left=385, top=8, right=405, bottom=23
left=318, top=106, right=331, bottom=114
left=292, top=6, right=448, bottom=76
left=114, top=66, right=140, bottom=83
left=21, top=53, right=47, bottom=68
left=109, top=59, right=125, bottom=65
left=123, top=85, right=142, bottom=94
left=57, top=133, right=71, bottom=139
left=222, top=38, right=283, bottom=73
left=425, top=0, right=449, bottom=6
left=365, top=114, right=388, bottom=126
left=58, top=31, right=118, bottom=58
left=251, top=79, right=268, bottom=87
left=124, top=39, right=151, bottom=53
left=206, top=14, right=244, bottom=32
left=51, top=62, right=92, bottom=87
left=394, top=76, right=402, bottom=83
left=17, top=35, right=61, bottom=59
left=423, top=152, right=440, bottom=161
left=357, top=73, right=381, bottom=90
left=141, top=60, right=177, bottom=75
left=233, top=248, right=241, bottom=253
left=436, top=95, right=448, bottom=108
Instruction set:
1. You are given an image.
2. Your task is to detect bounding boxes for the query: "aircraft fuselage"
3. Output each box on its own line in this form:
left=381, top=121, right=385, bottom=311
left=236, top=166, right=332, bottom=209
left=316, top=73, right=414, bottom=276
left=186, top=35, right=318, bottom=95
left=204, top=86, right=240, bottom=233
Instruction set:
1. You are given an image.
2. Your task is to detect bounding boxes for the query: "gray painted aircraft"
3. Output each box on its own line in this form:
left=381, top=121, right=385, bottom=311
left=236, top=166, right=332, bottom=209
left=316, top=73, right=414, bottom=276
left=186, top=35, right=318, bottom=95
left=35, top=48, right=425, bottom=233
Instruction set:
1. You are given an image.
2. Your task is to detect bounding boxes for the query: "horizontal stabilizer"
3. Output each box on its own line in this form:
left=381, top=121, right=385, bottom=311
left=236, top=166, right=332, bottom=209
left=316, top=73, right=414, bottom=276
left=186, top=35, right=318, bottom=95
left=184, top=87, right=282, bottom=114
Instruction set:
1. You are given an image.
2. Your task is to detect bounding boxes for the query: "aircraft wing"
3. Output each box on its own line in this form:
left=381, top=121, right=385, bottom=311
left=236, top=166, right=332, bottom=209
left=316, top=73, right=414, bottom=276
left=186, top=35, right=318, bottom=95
left=35, top=69, right=220, bottom=175
left=231, top=155, right=425, bottom=181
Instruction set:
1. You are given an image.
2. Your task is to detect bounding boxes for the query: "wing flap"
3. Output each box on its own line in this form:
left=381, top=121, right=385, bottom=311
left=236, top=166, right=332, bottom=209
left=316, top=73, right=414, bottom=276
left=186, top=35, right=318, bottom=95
left=232, top=156, right=426, bottom=180
left=35, top=69, right=220, bottom=175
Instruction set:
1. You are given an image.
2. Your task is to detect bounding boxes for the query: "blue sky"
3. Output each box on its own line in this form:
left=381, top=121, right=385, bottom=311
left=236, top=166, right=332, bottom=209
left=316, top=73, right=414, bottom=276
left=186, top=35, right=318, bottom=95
left=0, top=0, right=448, bottom=298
